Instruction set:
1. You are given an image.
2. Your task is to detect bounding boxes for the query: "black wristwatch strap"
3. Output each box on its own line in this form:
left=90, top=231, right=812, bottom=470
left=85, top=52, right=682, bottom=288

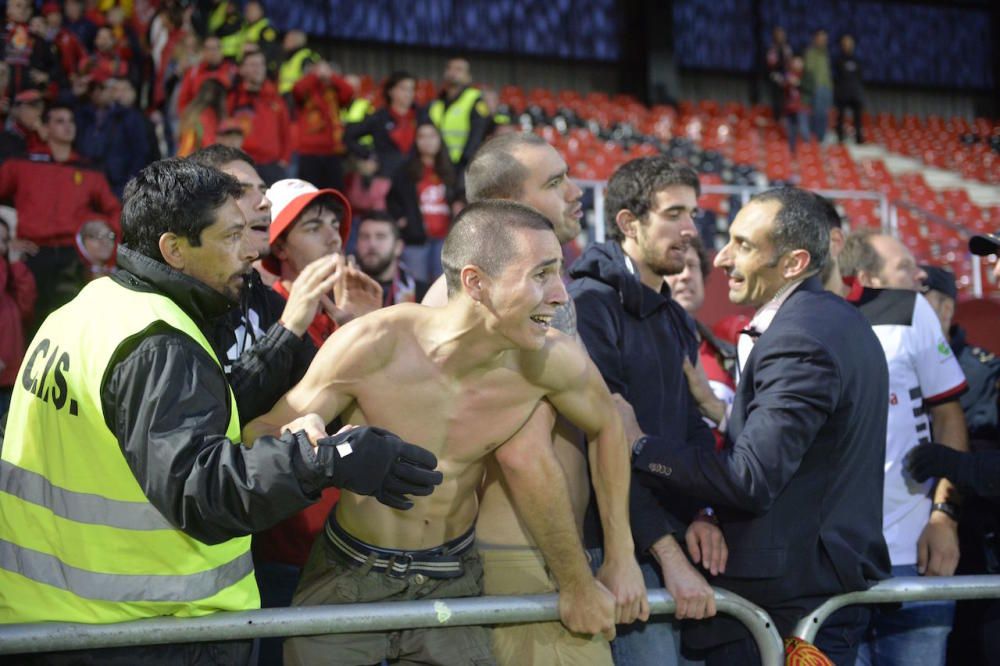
left=931, top=502, right=960, bottom=521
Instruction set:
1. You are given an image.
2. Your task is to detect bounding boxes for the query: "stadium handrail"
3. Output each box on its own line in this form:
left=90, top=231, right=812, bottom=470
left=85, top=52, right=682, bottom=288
left=0, top=588, right=786, bottom=665
left=792, top=575, right=1000, bottom=644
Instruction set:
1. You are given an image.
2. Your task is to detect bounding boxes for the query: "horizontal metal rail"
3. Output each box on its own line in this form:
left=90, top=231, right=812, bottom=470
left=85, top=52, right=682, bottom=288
left=0, top=588, right=785, bottom=665
left=793, top=575, right=1000, bottom=643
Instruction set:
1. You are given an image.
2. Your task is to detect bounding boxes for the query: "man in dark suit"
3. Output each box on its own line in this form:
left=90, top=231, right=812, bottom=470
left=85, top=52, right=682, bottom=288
left=619, top=187, right=891, bottom=664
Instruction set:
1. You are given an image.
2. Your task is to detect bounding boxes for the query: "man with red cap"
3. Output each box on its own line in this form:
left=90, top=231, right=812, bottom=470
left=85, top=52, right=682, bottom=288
left=264, top=178, right=382, bottom=349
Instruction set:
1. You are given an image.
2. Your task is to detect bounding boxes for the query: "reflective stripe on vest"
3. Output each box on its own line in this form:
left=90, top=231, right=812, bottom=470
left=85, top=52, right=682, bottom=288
left=341, top=98, right=373, bottom=146
left=0, top=277, right=258, bottom=624
left=428, top=87, right=482, bottom=163
left=278, top=48, right=316, bottom=95
left=0, top=539, right=253, bottom=603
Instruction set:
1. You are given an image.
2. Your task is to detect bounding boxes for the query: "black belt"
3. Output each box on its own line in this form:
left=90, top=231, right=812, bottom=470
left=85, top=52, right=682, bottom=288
left=325, top=515, right=475, bottom=579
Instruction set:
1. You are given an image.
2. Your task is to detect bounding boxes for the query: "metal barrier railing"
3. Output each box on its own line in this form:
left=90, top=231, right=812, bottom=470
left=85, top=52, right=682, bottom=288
left=793, top=575, right=1000, bottom=644
left=0, top=588, right=786, bottom=665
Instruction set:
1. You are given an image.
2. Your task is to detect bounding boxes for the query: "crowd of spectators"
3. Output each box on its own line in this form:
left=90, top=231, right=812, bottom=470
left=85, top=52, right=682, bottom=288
left=1, top=0, right=508, bottom=337
left=765, top=25, right=865, bottom=152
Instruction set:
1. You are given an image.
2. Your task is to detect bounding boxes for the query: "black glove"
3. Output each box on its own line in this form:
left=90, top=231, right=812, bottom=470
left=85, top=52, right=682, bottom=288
left=905, top=443, right=963, bottom=484
left=318, top=426, right=443, bottom=510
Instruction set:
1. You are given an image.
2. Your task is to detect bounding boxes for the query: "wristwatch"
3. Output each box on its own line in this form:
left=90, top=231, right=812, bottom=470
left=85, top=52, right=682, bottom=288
left=631, top=436, right=649, bottom=458
left=931, top=502, right=960, bottom=521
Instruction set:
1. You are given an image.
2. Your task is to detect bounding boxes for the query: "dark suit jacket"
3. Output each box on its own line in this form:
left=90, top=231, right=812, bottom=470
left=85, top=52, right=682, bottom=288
left=634, top=276, right=892, bottom=639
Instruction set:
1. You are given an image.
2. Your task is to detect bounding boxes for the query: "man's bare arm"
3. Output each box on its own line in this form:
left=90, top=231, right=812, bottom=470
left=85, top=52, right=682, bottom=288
left=243, top=313, right=392, bottom=442
left=494, top=401, right=616, bottom=639
left=919, top=400, right=968, bottom=576
left=545, top=339, right=649, bottom=624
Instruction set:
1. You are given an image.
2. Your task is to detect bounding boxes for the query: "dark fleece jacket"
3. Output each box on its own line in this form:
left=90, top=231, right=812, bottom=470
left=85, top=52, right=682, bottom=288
left=569, top=240, right=714, bottom=553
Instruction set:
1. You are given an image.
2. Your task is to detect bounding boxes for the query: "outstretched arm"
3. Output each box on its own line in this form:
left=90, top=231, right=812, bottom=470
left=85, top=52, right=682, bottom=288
left=243, top=313, right=389, bottom=442
left=546, top=342, right=649, bottom=625
left=495, top=401, right=616, bottom=639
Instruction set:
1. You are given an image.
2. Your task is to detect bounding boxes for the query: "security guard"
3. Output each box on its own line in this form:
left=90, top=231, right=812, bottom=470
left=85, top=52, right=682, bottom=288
left=921, top=264, right=1000, bottom=444
left=278, top=29, right=322, bottom=95
left=0, top=159, right=442, bottom=664
left=908, top=252, right=1000, bottom=666
left=208, top=0, right=243, bottom=61
left=428, top=57, right=490, bottom=170
left=238, top=0, right=281, bottom=74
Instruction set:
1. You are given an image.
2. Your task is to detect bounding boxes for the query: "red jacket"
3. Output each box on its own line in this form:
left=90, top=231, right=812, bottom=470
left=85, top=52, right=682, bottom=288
left=52, top=28, right=88, bottom=80
left=292, top=72, right=353, bottom=156
left=0, top=149, right=121, bottom=246
left=228, top=80, right=291, bottom=165
left=0, top=256, right=36, bottom=387
left=177, top=61, right=236, bottom=113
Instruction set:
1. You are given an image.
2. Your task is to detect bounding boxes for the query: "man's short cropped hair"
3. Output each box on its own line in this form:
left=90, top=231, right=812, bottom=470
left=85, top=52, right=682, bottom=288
left=358, top=211, right=400, bottom=242
left=120, top=158, right=243, bottom=263
left=749, top=187, right=830, bottom=274
left=441, top=199, right=554, bottom=297
left=813, top=193, right=843, bottom=230
left=465, top=132, right=548, bottom=203
left=188, top=144, right=255, bottom=169
left=604, top=156, right=701, bottom=242
left=838, top=229, right=882, bottom=278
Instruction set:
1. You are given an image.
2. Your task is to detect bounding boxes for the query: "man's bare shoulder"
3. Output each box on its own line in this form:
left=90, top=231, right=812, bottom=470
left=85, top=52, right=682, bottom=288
left=310, top=305, right=427, bottom=379
left=518, top=328, right=591, bottom=393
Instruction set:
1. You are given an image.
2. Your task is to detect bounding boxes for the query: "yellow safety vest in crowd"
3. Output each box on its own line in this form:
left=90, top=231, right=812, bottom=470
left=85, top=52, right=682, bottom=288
left=242, top=18, right=276, bottom=48
left=278, top=47, right=319, bottom=95
left=428, top=86, right=483, bottom=164
left=0, top=278, right=258, bottom=624
left=341, top=97, right=373, bottom=147
left=211, top=3, right=243, bottom=60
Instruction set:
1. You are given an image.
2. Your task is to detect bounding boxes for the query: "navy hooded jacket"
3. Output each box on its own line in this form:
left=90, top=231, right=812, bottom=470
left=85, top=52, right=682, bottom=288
left=569, top=240, right=715, bottom=554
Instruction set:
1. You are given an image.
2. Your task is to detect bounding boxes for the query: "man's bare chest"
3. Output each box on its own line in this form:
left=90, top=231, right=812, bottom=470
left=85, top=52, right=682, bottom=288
left=349, top=359, right=549, bottom=463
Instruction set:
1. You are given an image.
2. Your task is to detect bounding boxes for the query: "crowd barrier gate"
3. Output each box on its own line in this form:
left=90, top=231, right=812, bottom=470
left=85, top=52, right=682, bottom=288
left=793, top=575, right=1000, bottom=644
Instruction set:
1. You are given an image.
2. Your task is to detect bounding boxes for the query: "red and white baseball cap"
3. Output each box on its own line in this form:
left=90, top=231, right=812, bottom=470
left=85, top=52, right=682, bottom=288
left=262, top=178, right=352, bottom=273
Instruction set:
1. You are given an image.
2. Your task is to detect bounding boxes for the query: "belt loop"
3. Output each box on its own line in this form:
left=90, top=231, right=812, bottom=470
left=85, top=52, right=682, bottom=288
left=386, top=552, right=413, bottom=579
left=359, top=551, right=378, bottom=575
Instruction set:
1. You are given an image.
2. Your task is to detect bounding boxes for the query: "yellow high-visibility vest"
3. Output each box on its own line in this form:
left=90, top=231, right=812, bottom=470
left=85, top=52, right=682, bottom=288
left=341, top=98, right=374, bottom=147
left=428, top=86, right=483, bottom=164
left=278, top=47, right=319, bottom=95
left=0, top=277, right=258, bottom=624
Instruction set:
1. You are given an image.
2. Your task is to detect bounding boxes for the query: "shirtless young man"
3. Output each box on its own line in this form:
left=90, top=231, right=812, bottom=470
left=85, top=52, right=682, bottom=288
left=246, top=200, right=639, bottom=666
left=422, top=133, right=645, bottom=664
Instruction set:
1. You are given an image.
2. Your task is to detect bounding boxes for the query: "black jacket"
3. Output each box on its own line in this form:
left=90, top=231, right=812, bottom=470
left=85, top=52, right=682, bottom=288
left=568, top=241, right=712, bottom=553
left=343, top=106, right=429, bottom=179
left=386, top=160, right=457, bottom=246
left=100, top=248, right=337, bottom=545
left=633, top=277, right=891, bottom=639
left=213, top=269, right=316, bottom=424
left=833, top=52, right=864, bottom=104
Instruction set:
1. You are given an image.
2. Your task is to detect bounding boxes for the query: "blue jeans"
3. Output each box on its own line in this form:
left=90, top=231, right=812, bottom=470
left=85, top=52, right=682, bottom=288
left=810, top=86, right=833, bottom=142
left=588, top=547, right=704, bottom=666
left=786, top=111, right=810, bottom=153
left=856, top=564, right=955, bottom=666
